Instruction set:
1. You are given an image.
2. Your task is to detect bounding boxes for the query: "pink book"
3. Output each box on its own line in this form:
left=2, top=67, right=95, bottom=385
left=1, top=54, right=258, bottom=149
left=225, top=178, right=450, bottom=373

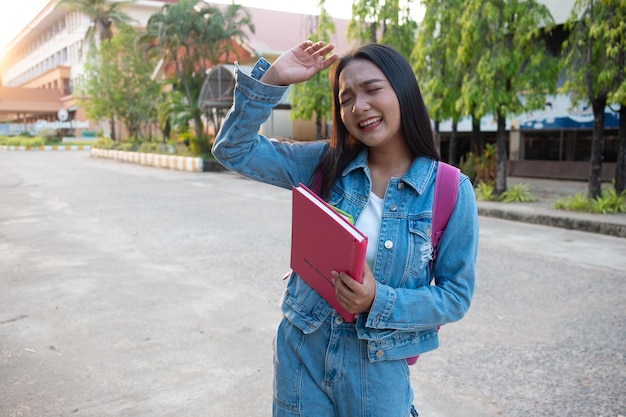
left=290, top=183, right=368, bottom=322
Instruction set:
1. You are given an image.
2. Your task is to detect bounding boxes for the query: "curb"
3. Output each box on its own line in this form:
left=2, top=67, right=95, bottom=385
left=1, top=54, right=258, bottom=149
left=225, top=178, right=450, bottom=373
left=478, top=205, right=626, bottom=238
left=1, top=145, right=91, bottom=151
left=90, top=148, right=205, bottom=172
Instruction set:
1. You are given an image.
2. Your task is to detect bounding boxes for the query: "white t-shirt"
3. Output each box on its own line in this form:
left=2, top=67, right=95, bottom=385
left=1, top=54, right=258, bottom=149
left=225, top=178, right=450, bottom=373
left=355, top=192, right=384, bottom=270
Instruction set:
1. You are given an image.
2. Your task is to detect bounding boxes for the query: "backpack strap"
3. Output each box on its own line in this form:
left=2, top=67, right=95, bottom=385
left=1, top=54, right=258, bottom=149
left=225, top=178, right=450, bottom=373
left=312, top=167, right=323, bottom=195
left=407, top=162, right=460, bottom=366
left=431, top=161, right=460, bottom=264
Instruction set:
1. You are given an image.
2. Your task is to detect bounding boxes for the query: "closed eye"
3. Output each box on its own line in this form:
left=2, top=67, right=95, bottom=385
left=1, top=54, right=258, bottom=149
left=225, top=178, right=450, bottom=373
left=339, top=97, right=352, bottom=106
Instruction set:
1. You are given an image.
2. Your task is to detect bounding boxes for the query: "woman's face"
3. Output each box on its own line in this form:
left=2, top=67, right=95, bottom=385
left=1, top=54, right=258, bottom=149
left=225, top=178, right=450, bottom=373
left=337, top=58, right=404, bottom=150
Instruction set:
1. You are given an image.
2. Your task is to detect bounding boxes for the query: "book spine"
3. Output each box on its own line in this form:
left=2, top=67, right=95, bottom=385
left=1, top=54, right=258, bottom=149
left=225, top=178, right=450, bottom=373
left=351, top=237, right=367, bottom=284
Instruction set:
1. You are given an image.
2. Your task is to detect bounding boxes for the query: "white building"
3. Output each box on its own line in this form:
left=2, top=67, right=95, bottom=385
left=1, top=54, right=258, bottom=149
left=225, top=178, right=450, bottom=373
left=0, top=0, right=351, bottom=139
left=0, top=0, right=180, bottom=135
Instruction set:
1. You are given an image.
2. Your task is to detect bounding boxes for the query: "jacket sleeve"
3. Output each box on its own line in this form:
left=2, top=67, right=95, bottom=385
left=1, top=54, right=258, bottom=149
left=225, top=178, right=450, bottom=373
left=211, top=59, right=327, bottom=190
left=365, top=174, right=479, bottom=331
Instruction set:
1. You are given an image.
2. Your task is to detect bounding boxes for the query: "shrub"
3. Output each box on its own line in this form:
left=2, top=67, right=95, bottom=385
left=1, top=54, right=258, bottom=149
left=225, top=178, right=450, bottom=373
left=93, top=137, right=116, bottom=149
left=116, top=142, right=136, bottom=152
left=138, top=142, right=160, bottom=154
left=459, top=153, right=477, bottom=183
left=474, top=181, right=497, bottom=201
left=554, top=193, right=593, bottom=211
left=500, top=183, right=537, bottom=203
left=4, top=136, right=46, bottom=147
left=37, top=127, right=59, bottom=141
left=460, top=143, right=497, bottom=186
left=554, top=189, right=625, bottom=213
left=590, top=189, right=626, bottom=214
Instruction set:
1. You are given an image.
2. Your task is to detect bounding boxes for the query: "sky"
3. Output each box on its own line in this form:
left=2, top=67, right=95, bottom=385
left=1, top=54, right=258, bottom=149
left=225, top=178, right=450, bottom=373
left=0, top=0, right=356, bottom=54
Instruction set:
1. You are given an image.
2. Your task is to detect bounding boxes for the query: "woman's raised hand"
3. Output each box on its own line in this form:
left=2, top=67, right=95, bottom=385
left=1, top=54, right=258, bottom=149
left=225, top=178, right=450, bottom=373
left=260, top=40, right=338, bottom=86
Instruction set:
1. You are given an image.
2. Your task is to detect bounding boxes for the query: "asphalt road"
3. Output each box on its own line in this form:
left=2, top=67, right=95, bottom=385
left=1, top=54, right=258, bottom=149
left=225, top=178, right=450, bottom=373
left=1, top=152, right=624, bottom=417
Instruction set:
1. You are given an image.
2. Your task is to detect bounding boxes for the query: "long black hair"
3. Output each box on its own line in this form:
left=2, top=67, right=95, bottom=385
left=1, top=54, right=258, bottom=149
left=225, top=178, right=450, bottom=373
left=317, top=43, right=439, bottom=199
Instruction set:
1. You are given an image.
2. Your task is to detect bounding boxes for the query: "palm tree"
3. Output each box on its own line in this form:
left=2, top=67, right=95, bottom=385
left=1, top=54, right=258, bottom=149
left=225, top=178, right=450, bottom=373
left=56, top=0, right=136, bottom=43
left=141, top=0, right=255, bottom=154
left=212, top=3, right=255, bottom=64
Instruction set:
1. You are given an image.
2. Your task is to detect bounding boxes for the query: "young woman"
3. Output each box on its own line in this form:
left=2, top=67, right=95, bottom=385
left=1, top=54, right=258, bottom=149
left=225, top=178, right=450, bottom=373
left=212, top=40, right=479, bottom=417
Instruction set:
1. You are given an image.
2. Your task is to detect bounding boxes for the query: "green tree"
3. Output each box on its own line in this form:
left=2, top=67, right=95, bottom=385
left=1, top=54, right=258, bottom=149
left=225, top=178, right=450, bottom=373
left=562, top=0, right=625, bottom=198
left=458, top=0, right=559, bottom=195
left=158, top=90, right=193, bottom=142
left=141, top=0, right=254, bottom=155
left=348, top=0, right=418, bottom=58
left=79, top=25, right=160, bottom=140
left=290, top=1, right=335, bottom=140
left=597, top=0, right=625, bottom=193
left=412, top=0, right=464, bottom=164
left=57, top=0, right=136, bottom=140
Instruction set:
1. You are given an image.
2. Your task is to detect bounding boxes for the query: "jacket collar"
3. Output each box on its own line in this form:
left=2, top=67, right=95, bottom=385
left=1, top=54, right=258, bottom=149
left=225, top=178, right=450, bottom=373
left=342, top=149, right=437, bottom=195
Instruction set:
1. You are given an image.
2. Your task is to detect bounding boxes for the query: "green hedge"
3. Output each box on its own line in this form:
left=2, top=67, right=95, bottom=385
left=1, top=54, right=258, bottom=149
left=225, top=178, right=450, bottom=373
left=0, top=136, right=46, bottom=147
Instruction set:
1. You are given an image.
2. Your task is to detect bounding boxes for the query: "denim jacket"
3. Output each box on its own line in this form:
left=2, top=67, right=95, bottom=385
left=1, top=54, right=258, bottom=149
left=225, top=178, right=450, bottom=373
left=212, top=58, right=479, bottom=362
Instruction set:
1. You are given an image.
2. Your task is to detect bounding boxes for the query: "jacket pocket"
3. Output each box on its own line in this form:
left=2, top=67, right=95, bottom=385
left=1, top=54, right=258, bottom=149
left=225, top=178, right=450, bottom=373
left=406, top=218, right=433, bottom=287
left=281, top=274, right=332, bottom=335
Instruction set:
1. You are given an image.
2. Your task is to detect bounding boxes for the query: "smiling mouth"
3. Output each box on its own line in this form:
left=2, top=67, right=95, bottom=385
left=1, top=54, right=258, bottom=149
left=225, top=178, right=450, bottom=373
left=359, top=117, right=382, bottom=129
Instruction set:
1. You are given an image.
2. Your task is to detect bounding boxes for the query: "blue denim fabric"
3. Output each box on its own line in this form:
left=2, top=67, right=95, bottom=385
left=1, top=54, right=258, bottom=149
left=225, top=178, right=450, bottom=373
left=273, top=314, right=416, bottom=417
left=212, top=58, right=478, bottom=415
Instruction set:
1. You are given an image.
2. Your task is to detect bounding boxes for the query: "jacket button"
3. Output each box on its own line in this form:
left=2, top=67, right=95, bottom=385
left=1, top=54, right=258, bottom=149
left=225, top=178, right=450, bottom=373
left=376, top=350, right=384, bottom=358
left=397, top=182, right=405, bottom=190
left=384, top=240, right=393, bottom=249
left=390, top=205, right=398, bottom=211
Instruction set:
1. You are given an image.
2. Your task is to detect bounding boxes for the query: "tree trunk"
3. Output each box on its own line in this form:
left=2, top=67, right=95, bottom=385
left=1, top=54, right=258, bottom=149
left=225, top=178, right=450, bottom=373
left=615, top=104, right=626, bottom=193
left=110, top=116, right=116, bottom=141
left=495, top=112, right=508, bottom=195
left=316, top=114, right=323, bottom=141
left=193, top=112, right=208, bottom=155
left=448, top=120, right=458, bottom=166
left=588, top=95, right=607, bottom=199
left=471, top=115, right=483, bottom=155
left=434, top=120, right=441, bottom=157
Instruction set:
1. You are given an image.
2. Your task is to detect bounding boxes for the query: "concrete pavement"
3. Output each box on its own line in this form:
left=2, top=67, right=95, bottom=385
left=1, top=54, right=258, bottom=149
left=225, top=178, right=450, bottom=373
left=1, top=152, right=625, bottom=417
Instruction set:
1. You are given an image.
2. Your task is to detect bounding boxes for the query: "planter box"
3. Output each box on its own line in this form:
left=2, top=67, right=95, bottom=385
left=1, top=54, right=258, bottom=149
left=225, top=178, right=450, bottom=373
left=1, top=145, right=91, bottom=151
left=90, top=148, right=226, bottom=173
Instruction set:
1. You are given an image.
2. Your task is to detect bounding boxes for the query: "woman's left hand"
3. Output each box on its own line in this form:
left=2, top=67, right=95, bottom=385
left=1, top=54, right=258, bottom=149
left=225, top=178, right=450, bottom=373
left=260, top=40, right=338, bottom=86
left=332, top=263, right=376, bottom=314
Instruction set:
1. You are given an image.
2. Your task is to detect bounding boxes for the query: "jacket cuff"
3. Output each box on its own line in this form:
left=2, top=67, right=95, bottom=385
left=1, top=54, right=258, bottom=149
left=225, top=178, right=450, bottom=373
left=366, top=282, right=395, bottom=328
left=234, top=59, right=288, bottom=102
left=250, top=57, right=271, bottom=80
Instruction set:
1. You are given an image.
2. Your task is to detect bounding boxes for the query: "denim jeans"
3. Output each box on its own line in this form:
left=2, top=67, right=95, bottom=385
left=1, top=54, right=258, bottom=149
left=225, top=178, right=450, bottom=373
left=273, top=314, right=417, bottom=417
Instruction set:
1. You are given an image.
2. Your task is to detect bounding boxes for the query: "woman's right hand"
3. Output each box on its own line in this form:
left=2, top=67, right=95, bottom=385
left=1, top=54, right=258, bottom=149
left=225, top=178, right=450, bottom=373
left=260, top=40, right=338, bottom=86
